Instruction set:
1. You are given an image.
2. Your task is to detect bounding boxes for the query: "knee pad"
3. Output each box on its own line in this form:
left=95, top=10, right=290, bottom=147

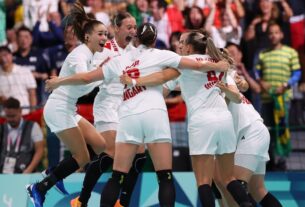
left=132, top=153, right=146, bottom=173
left=98, top=152, right=113, bottom=172
left=156, top=170, right=175, bottom=207
left=156, top=170, right=174, bottom=183
left=237, top=179, right=249, bottom=193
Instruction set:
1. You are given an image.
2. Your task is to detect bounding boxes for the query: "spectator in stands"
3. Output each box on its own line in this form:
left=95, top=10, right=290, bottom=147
left=47, top=25, right=79, bottom=76
left=127, top=0, right=150, bottom=26
left=184, top=6, right=205, bottom=30
left=6, top=28, right=18, bottom=53
left=0, top=46, right=37, bottom=115
left=185, top=0, right=206, bottom=9
left=149, top=0, right=184, bottom=48
left=203, top=0, right=245, bottom=29
left=0, top=97, right=44, bottom=174
left=23, top=0, right=59, bottom=31
left=85, top=0, right=111, bottom=27
left=243, top=0, right=293, bottom=71
left=32, top=11, right=64, bottom=49
left=149, top=0, right=171, bottom=47
left=256, top=23, right=301, bottom=171
left=104, top=0, right=128, bottom=14
left=205, top=0, right=242, bottom=48
left=13, top=26, right=49, bottom=105
left=164, top=1, right=185, bottom=32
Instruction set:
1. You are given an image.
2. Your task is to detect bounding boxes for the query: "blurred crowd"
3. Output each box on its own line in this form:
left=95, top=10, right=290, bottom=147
left=0, top=0, right=305, bottom=173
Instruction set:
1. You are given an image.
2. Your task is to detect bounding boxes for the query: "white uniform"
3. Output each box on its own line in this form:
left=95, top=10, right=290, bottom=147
left=177, top=54, right=236, bottom=155
left=102, top=44, right=181, bottom=144
left=44, top=44, right=99, bottom=133
left=228, top=71, right=270, bottom=174
left=93, top=39, right=135, bottom=132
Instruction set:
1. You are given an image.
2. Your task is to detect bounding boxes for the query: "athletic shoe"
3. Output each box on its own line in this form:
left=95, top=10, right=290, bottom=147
left=114, top=199, right=123, bottom=207
left=26, top=184, right=45, bottom=207
left=70, top=196, right=87, bottom=207
left=42, top=167, right=69, bottom=195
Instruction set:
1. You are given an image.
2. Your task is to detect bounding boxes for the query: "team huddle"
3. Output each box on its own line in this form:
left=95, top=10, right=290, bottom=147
left=26, top=1, right=282, bottom=207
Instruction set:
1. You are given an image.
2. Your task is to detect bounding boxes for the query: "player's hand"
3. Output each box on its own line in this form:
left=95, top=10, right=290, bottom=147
left=216, top=81, right=228, bottom=91
left=275, top=85, right=286, bottom=95
left=120, top=74, right=132, bottom=85
left=45, top=76, right=60, bottom=92
left=234, top=74, right=244, bottom=89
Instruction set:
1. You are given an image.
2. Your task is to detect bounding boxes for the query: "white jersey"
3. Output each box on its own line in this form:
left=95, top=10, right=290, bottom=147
left=95, top=39, right=136, bottom=96
left=49, top=44, right=99, bottom=103
left=178, top=54, right=228, bottom=116
left=102, top=44, right=181, bottom=118
left=93, top=39, right=135, bottom=123
left=227, top=71, right=263, bottom=138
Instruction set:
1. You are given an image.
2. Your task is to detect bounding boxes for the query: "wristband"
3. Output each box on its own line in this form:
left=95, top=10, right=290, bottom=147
left=131, top=78, right=137, bottom=86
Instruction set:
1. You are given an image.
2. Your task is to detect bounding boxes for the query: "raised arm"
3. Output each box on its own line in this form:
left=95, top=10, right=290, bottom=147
left=178, top=57, right=229, bottom=72
left=120, top=68, right=180, bottom=86
left=45, top=67, right=104, bottom=92
left=216, top=81, right=242, bottom=104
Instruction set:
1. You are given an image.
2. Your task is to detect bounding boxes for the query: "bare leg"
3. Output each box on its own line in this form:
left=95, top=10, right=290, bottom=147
left=78, top=118, right=106, bottom=155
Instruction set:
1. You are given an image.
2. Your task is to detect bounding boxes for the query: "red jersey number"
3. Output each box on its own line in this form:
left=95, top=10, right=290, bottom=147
left=207, top=71, right=224, bottom=82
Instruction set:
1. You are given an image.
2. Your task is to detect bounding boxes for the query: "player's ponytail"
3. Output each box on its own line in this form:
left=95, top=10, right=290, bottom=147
left=137, top=23, right=157, bottom=47
left=64, top=0, right=103, bottom=43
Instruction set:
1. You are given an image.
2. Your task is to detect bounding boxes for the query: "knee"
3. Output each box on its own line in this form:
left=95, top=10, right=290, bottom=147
left=196, top=177, right=212, bottom=186
left=74, top=152, right=91, bottom=167
left=105, top=147, right=115, bottom=158
left=222, top=175, right=235, bottom=186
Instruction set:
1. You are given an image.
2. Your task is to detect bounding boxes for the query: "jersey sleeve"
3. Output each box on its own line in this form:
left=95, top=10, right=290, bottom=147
left=158, top=50, right=182, bottom=69
left=102, top=56, right=122, bottom=81
left=68, top=53, right=88, bottom=73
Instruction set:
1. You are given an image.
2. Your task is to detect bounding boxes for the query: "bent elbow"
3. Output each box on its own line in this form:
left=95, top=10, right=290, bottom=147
left=83, top=76, right=93, bottom=84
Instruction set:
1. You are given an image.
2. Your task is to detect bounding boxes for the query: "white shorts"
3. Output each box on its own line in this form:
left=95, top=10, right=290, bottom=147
left=188, top=108, right=237, bottom=155
left=236, top=120, right=270, bottom=161
left=116, top=109, right=171, bottom=144
left=235, top=154, right=266, bottom=175
left=95, top=121, right=118, bottom=133
left=44, top=98, right=82, bottom=133
left=93, top=92, right=121, bottom=124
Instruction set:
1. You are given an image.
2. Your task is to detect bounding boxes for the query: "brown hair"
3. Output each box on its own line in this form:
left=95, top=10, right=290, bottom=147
left=185, top=30, right=233, bottom=65
left=3, top=97, right=20, bottom=109
left=137, top=23, right=157, bottom=46
left=112, top=12, right=133, bottom=27
left=64, top=1, right=103, bottom=43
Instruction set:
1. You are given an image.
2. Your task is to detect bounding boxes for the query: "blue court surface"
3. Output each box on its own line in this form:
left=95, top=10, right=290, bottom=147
left=0, top=172, right=304, bottom=207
